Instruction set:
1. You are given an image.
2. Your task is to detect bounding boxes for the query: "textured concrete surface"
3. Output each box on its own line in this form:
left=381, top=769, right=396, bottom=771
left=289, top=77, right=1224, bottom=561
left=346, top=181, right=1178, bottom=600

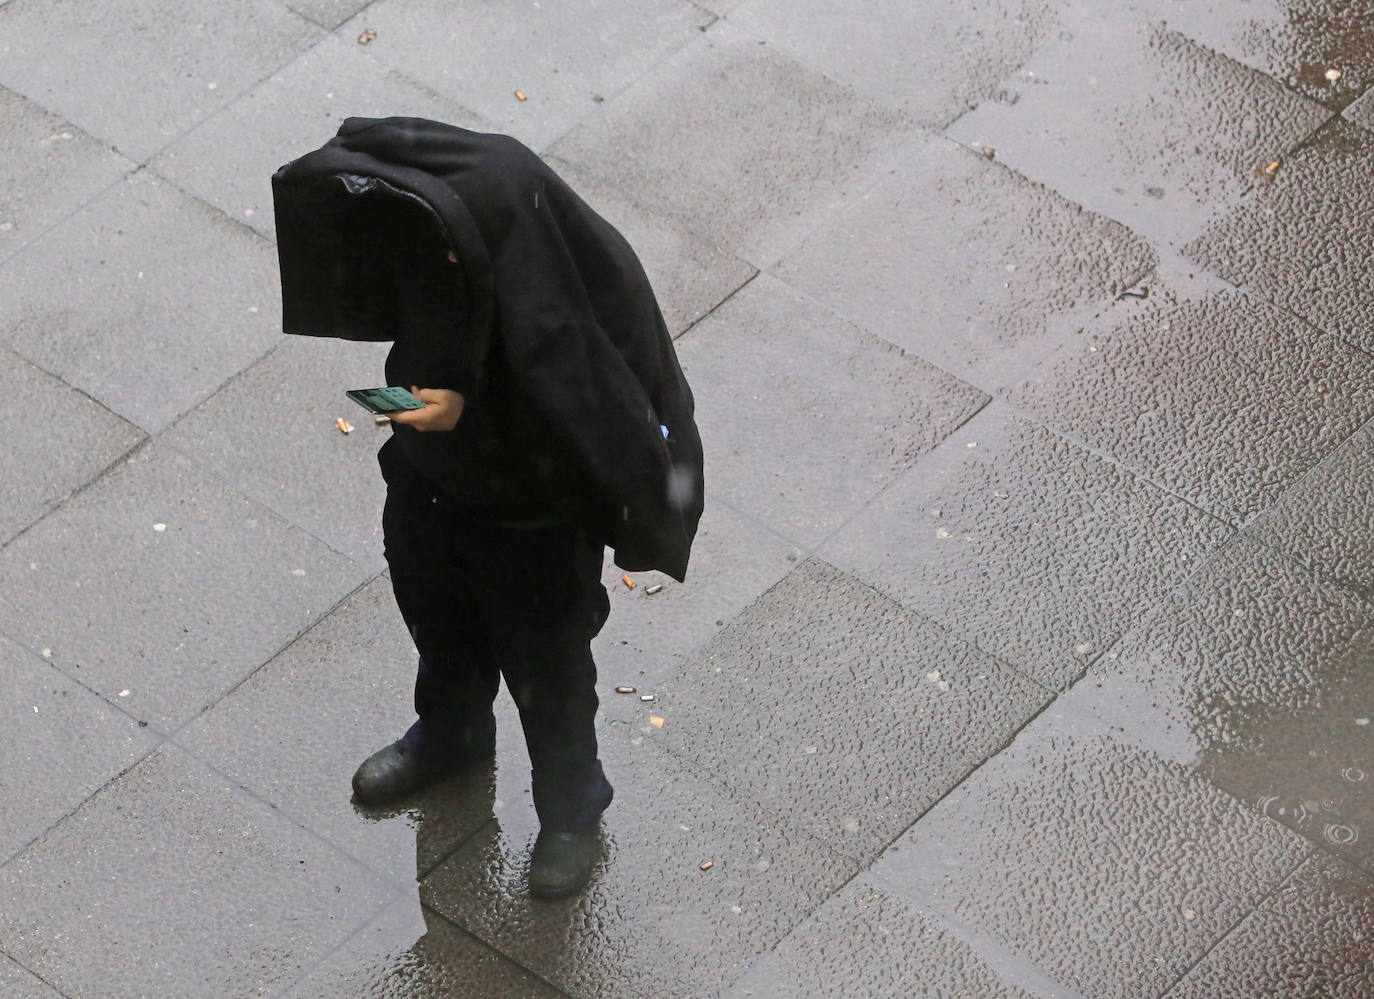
left=3, top=0, right=1373, bottom=996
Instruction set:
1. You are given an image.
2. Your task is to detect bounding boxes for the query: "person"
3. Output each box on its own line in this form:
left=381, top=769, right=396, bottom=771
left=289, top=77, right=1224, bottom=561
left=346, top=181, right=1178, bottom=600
left=271, top=117, right=704, bottom=897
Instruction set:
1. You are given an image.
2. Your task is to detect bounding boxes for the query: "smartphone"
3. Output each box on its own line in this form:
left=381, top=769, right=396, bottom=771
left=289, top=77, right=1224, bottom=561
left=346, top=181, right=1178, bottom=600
left=345, top=386, right=426, bottom=414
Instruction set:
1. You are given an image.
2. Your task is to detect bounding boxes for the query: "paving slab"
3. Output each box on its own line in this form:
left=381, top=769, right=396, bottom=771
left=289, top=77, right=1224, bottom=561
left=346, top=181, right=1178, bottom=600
left=547, top=20, right=920, bottom=267
left=647, top=558, right=1051, bottom=864
left=0, top=346, right=144, bottom=546
left=339, top=0, right=713, bottom=152
left=947, top=10, right=1330, bottom=247
left=0, top=170, right=283, bottom=434
left=1164, top=854, right=1374, bottom=998
left=1250, top=422, right=1374, bottom=598
left=282, top=897, right=562, bottom=998
left=819, top=405, right=1233, bottom=689
left=543, top=154, right=757, bottom=336
left=0, top=744, right=392, bottom=999
left=0, top=86, right=132, bottom=265
left=1346, top=84, right=1374, bottom=131
left=674, top=274, right=988, bottom=549
left=0, top=0, right=321, bottom=163
left=1184, top=118, right=1374, bottom=354
left=0, top=442, right=365, bottom=731
left=150, top=34, right=487, bottom=243
left=594, top=500, right=800, bottom=705
left=868, top=700, right=1311, bottom=999
left=1007, top=277, right=1374, bottom=526
left=0, top=635, right=157, bottom=868
left=178, top=575, right=509, bottom=889
left=773, top=133, right=1156, bottom=392
left=1072, top=534, right=1374, bottom=871
left=420, top=737, right=858, bottom=999
left=1128, top=0, right=1374, bottom=111
left=284, top=0, right=373, bottom=30
left=161, top=336, right=393, bottom=570
left=729, top=0, right=1063, bottom=128
left=722, top=875, right=1084, bottom=999
left=0, top=954, right=61, bottom=999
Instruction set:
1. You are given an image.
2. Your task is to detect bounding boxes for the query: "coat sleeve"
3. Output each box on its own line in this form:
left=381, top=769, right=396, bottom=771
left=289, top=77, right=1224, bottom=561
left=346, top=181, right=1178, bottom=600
left=509, top=318, right=694, bottom=580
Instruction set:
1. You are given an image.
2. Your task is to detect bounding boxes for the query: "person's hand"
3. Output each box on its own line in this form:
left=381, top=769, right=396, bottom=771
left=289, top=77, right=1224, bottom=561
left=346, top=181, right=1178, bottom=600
left=387, top=386, right=465, bottom=431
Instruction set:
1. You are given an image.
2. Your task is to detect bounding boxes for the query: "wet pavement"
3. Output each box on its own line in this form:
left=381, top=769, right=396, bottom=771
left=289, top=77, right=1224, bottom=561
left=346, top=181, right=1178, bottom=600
left=1, top=0, right=1372, bottom=995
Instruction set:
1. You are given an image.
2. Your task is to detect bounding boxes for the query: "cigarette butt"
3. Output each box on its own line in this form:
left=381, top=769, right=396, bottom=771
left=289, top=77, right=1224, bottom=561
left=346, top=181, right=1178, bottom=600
left=1266, top=160, right=1280, bottom=174
left=374, top=415, right=391, bottom=425
left=615, top=685, right=637, bottom=694
left=622, top=575, right=637, bottom=589
left=515, top=90, right=528, bottom=101
left=357, top=28, right=377, bottom=44
left=646, top=584, right=662, bottom=595
left=640, top=694, right=655, bottom=702
left=699, top=860, right=714, bottom=871
left=336, top=417, right=354, bottom=434
left=650, top=716, right=664, bottom=728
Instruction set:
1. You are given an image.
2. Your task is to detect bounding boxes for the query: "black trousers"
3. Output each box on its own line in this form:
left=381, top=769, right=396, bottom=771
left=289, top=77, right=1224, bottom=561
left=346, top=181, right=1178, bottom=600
left=379, top=439, right=613, bottom=831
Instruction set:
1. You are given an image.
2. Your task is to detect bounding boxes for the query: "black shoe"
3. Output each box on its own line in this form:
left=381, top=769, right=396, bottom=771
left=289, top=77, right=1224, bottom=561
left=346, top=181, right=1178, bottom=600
left=351, top=740, right=461, bottom=805
left=528, top=827, right=602, bottom=899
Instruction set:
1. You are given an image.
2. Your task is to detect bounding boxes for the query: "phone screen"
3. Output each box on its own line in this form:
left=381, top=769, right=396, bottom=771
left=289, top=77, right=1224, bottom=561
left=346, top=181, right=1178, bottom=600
left=346, top=387, right=426, bottom=414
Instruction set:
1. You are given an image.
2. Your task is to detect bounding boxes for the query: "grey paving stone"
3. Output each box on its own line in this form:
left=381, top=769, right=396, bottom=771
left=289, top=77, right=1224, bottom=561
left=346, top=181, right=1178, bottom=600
left=1346, top=83, right=1374, bottom=131
left=0, top=86, right=132, bottom=264
left=0, top=170, right=283, bottom=434
left=0, top=442, right=365, bottom=731
left=947, top=11, right=1330, bottom=247
left=721, top=876, right=1084, bottom=999
left=1185, top=119, right=1374, bottom=354
left=1128, top=0, right=1374, bottom=111
left=178, top=576, right=506, bottom=889
left=0, top=346, right=144, bottom=545
left=0, top=745, right=392, bottom=999
left=1164, top=855, right=1374, bottom=999
left=161, top=336, right=393, bottom=571
left=543, top=154, right=757, bottom=336
left=819, top=405, right=1233, bottom=689
left=1072, top=534, right=1373, bottom=871
left=0, top=953, right=61, bottom=999
left=150, top=34, right=487, bottom=242
left=338, top=0, right=712, bottom=152
left=284, top=0, right=372, bottom=29
left=773, top=134, right=1156, bottom=392
left=548, top=20, right=920, bottom=267
left=1007, top=281, right=1374, bottom=526
left=675, top=275, right=987, bottom=549
left=1250, top=422, right=1374, bottom=598
left=282, top=897, right=561, bottom=998
left=594, top=500, right=800, bottom=706
left=648, top=559, right=1051, bottom=863
left=868, top=701, right=1310, bottom=999
left=0, top=0, right=321, bottom=163
left=730, top=0, right=1062, bottom=128
left=0, top=635, right=156, bottom=867
left=420, top=738, right=857, bottom=999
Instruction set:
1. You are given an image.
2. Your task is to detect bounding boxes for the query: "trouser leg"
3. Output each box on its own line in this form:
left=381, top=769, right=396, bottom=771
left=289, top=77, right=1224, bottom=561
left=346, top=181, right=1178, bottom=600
left=380, top=440, right=498, bottom=760
left=456, top=521, right=613, bottom=831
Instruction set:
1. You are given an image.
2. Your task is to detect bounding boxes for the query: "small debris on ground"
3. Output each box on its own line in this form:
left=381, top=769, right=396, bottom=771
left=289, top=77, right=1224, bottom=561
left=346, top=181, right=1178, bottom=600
left=699, top=860, right=714, bottom=871
left=615, top=685, right=637, bottom=694
left=336, top=417, right=354, bottom=435
left=622, top=575, right=637, bottom=589
left=1117, top=287, right=1149, bottom=300
left=374, top=415, right=391, bottom=425
left=153, top=523, right=166, bottom=532
left=357, top=28, right=377, bottom=44
left=640, top=694, right=655, bottom=702
left=1326, top=68, right=1342, bottom=82
left=118, top=690, right=130, bottom=697
left=646, top=584, right=663, bottom=595
left=650, top=716, right=665, bottom=728
left=515, top=90, right=528, bottom=101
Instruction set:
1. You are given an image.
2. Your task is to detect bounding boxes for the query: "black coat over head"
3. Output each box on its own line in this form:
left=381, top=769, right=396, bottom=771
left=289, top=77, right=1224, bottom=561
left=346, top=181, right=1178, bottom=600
left=272, top=117, right=703, bottom=581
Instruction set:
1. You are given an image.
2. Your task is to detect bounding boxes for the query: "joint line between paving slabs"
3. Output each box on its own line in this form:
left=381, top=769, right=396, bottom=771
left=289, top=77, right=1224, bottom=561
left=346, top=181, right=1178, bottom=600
left=1155, top=849, right=1317, bottom=997
left=0, top=948, right=76, bottom=999
left=672, top=267, right=760, bottom=341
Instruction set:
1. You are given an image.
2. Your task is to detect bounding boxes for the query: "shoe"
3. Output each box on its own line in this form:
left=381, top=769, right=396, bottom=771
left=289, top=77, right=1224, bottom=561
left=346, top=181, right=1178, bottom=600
left=351, top=740, right=460, bottom=805
left=528, top=827, right=601, bottom=898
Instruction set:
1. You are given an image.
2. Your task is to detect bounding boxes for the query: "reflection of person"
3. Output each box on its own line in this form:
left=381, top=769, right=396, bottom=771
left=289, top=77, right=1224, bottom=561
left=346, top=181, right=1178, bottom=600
left=272, top=118, right=703, bottom=897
